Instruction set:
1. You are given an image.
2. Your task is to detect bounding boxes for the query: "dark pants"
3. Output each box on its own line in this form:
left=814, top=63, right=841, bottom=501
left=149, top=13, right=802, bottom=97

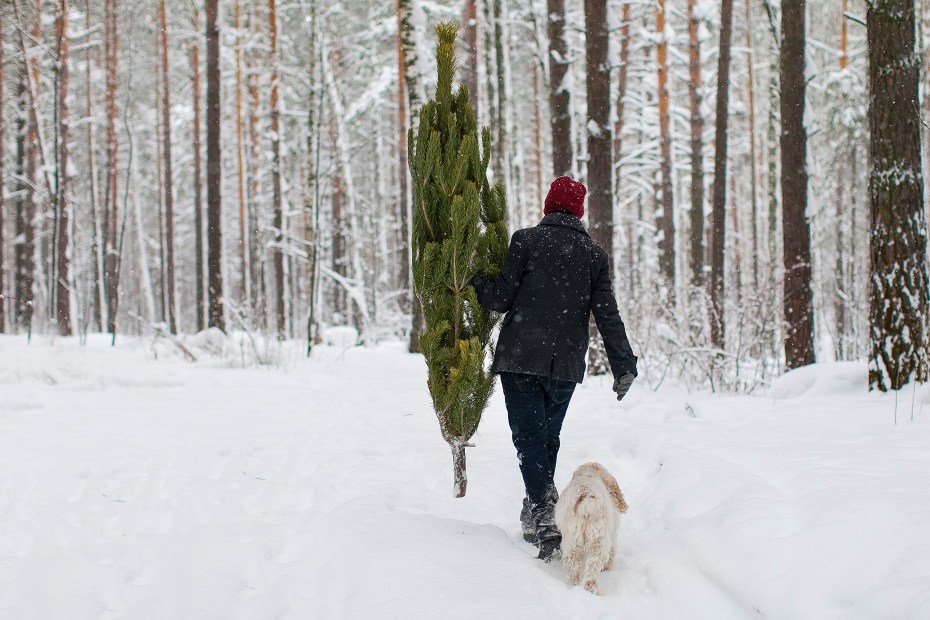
left=500, top=372, right=577, bottom=507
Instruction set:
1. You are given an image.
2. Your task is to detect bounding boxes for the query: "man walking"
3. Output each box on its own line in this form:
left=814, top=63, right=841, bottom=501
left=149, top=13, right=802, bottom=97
left=470, top=176, right=638, bottom=562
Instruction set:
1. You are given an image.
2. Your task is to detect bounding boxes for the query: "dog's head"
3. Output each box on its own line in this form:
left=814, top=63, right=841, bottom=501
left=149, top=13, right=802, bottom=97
left=578, top=462, right=628, bottom=514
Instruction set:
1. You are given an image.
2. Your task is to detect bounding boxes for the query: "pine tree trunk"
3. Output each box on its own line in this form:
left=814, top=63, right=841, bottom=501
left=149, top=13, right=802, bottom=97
left=548, top=0, right=572, bottom=177
left=15, top=63, right=36, bottom=334
left=0, top=16, right=5, bottom=334
left=867, top=0, right=930, bottom=390
left=396, top=0, right=413, bottom=328
left=780, top=0, right=814, bottom=369
left=462, top=0, right=479, bottom=111
left=191, top=7, right=206, bottom=332
left=744, top=0, right=759, bottom=290
left=205, top=0, right=225, bottom=331
left=269, top=0, right=286, bottom=338
left=585, top=0, right=612, bottom=376
left=86, top=0, right=103, bottom=332
left=306, top=0, right=321, bottom=354
left=451, top=440, right=467, bottom=498
left=687, top=0, right=705, bottom=288
left=158, top=0, right=177, bottom=334
left=235, top=0, right=251, bottom=312
left=104, top=0, right=119, bottom=335
left=246, top=6, right=265, bottom=328
left=655, top=0, right=676, bottom=294
left=55, top=0, right=72, bottom=336
left=710, top=0, right=734, bottom=350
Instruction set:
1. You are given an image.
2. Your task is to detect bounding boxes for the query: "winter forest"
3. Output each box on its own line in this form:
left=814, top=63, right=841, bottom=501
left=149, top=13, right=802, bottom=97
left=1, top=0, right=929, bottom=393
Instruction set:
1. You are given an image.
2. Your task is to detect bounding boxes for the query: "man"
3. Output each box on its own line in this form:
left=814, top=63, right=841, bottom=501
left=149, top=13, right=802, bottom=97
left=469, top=176, right=638, bottom=562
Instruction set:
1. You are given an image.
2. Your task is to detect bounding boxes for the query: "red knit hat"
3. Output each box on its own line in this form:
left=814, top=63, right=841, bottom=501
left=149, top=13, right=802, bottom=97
left=544, top=176, right=586, bottom=219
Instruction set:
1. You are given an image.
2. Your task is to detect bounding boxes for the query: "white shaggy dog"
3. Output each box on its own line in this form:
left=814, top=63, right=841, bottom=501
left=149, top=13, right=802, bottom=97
left=554, top=462, right=628, bottom=595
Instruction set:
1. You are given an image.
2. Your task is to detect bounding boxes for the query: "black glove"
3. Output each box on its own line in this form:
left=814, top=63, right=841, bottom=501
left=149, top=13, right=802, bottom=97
left=467, top=274, right=485, bottom=290
left=612, top=373, right=635, bottom=402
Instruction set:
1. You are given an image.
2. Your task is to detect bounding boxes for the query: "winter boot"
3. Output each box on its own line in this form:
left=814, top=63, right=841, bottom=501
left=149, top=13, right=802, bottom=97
left=521, top=487, right=559, bottom=546
left=531, top=496, right=561, bottom=562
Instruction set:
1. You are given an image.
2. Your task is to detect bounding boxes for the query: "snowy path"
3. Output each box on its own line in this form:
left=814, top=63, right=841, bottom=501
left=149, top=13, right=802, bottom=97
left=1, top=335, right=929, bottom=619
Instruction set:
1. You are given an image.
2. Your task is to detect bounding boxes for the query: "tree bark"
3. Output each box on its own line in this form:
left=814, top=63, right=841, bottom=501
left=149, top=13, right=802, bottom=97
left=55, top=0, right=73, bottom=336
left=867, top=0, right=930, bottom=390
left=158, top=0, right=177, bottom=334
left=269, top=0, right=286, bottom=338
left=780, top=0, right=814, bottom=369
left=15, top=61, right=36, bottom=334
left=462, top=0, right=478, bottom=111
left=585, top=0, right=611, bottom=376
left=205, top=0, right=225, bottom=331
left=0, top=16, right=5, bottom=334
left=656, top=0, right=675, bottom=291
left=710, top=0, right=734, bottom=350
left=104, top=0, right=119, bottom=334
left=235, top=0, right=251, bottom=312
left=687, top=0, right=705, bottom=288
left=547, top=0, right=572, bottom=177
left=744, top=0, right=759, bottom=290
left=191, top=6, right=206, bottom=332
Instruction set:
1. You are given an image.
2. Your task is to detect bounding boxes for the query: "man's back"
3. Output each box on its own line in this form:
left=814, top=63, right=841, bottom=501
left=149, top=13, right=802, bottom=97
left=472, top=211, right=636, bottom=383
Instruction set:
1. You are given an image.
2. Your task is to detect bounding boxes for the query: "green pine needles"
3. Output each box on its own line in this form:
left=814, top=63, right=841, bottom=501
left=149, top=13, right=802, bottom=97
left=410, top=22, right=509, bottom=498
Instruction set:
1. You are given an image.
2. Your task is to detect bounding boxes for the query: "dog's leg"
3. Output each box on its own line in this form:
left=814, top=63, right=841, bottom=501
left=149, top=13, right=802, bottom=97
left=562, top=547, right=583, bottom=586
left=580, top=541, right=608, bottom=596
left=605, top=540, right=617, bottom=570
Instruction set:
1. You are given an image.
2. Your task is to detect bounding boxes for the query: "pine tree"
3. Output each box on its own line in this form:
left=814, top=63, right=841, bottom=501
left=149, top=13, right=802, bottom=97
left=410, top=23, right=508, bottom=498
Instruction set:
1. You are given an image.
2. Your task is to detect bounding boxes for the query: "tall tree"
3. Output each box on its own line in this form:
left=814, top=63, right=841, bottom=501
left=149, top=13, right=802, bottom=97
left=411, top=23, right=508, bottom=496
left=205, top=0, right=225, bottom=330
left=0, top=15, right=5, bottom=334
left=103, top=0, right=120, bottom=334
left=235, top=0, right=250, bottom=311
left=655, top=0, right=675, bottom=291
left=585, top=0, right=612, bottom=375
left=462, top=0, right=478, bottom=111
left=55, top=0, right=72, bottom=336
left=269, top=0, right=285, bottom=337
left=780, top=0, right=814, bottom=368
left=191, top=6, right=206, bottom=332
left=15, top=58, right=36, bottom=333
left=397, top=0, right=417, bottom=351
left=710, top=0, right=734, bottom=350
left=687, top=0, right=705, bottom=288
left=158, top=0, right=177, bottom=334
left=547, top=0, right=571, bottom=177
left=743, top=0, right=760, bottom=289
left=867, top=0, right=930, bottom=390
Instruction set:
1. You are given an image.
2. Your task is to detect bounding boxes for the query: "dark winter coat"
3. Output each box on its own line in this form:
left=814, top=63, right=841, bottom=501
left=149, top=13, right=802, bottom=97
left=470, top=211, right=638, bottom=383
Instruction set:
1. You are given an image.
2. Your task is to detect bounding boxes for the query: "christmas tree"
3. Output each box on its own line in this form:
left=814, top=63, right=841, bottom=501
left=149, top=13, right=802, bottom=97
left=410, top=22, right=509, bottom=497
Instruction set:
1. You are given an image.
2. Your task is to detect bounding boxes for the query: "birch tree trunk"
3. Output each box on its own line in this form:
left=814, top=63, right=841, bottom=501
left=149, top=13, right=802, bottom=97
left=158, top=0, right=177, bottom=334
left=780, top=0, right=814, bottom=369
left=15, top=63, right=36, bottom=334
left=205, top=0, right=225, bottom=331
left=743, top=0, right=759, bottom=290
left=548, top=0, right=572, bottom=177
left=867, top=0, right=930, bottom=390
left=710, top=0, right=734, bottom=350
left=86, top=0, right=104, bottom=332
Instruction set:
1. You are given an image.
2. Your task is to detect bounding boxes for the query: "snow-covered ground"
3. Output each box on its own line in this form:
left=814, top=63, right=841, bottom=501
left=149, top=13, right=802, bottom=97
left=2, top=334, right=929, bottom=619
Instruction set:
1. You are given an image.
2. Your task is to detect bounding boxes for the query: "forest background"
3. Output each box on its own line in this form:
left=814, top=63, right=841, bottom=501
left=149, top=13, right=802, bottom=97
left=0, top=0, right=928, bottom=393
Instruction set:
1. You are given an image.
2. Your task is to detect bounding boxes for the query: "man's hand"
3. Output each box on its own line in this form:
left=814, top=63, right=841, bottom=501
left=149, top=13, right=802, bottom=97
left=612, top=373, right=635, bottom=402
